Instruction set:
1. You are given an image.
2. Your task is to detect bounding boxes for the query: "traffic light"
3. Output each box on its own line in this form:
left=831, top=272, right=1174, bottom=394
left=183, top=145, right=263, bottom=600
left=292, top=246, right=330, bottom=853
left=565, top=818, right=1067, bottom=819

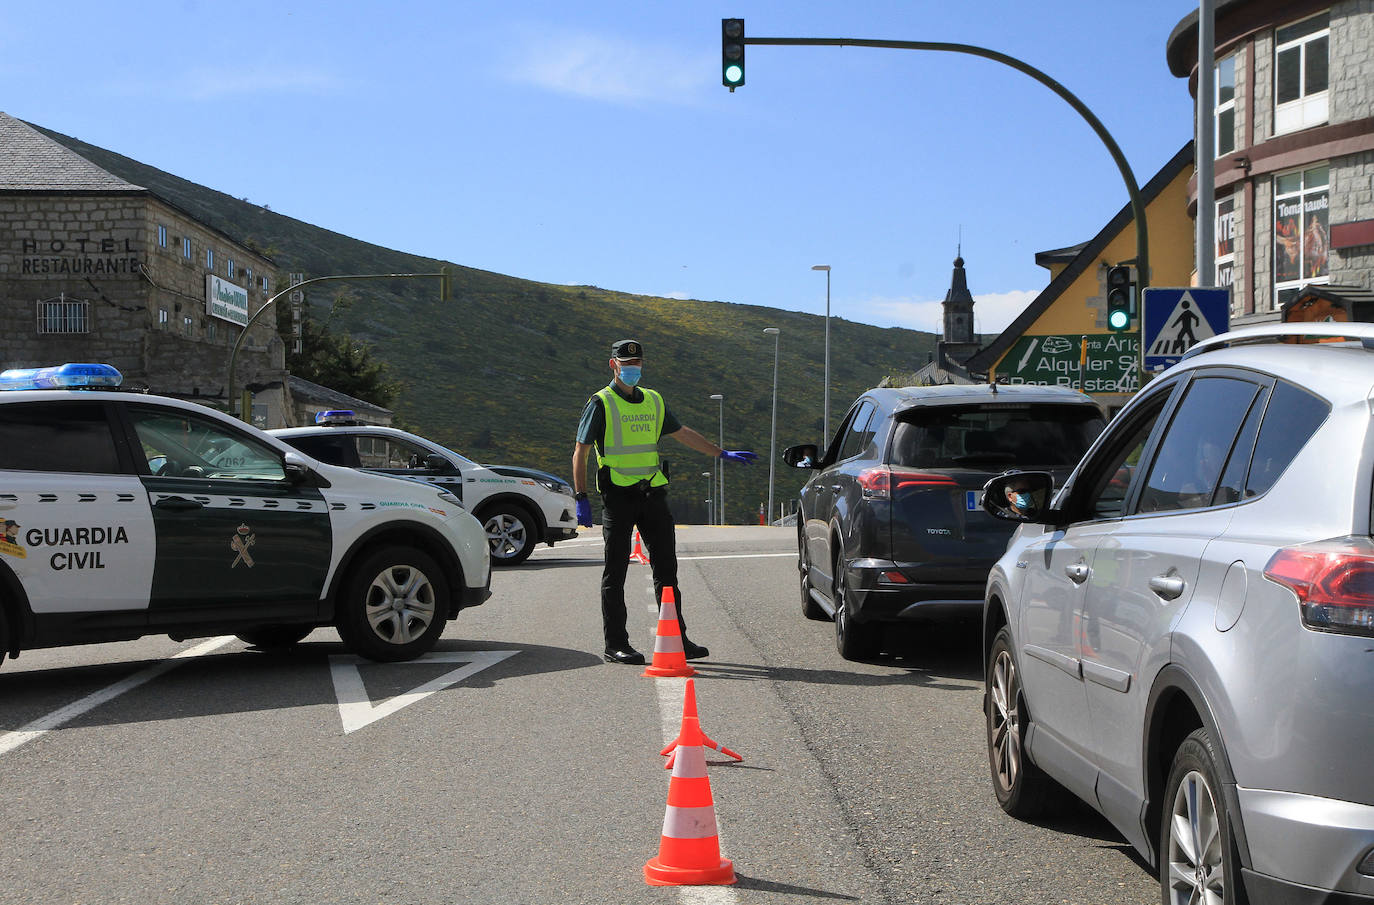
left=722, top=18, right=745, bottom=90
left=1106, top=265, right=1133, bottom=332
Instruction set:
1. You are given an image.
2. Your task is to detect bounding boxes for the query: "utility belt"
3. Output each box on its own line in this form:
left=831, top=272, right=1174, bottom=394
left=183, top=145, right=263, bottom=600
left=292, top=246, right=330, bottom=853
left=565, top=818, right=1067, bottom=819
left=599, top=472, right=666, bottom=497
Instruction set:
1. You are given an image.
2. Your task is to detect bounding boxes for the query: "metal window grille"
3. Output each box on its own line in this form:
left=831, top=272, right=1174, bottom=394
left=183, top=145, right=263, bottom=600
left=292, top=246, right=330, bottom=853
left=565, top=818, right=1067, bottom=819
left=35, top=296, right=90, bottom=334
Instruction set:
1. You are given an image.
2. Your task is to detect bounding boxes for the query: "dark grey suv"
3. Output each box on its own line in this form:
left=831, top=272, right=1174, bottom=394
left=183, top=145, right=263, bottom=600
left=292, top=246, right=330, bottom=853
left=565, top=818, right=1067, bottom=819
left=784, top=384, right=1105, bottom=660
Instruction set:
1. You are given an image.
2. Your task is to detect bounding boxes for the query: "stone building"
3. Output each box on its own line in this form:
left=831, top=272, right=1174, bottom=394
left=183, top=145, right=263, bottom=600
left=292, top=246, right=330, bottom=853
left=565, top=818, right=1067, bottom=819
left=1168, top=0, right=1374, bottom=323
left=0, top=112, right=292, bottom=426
left=904, top=253, right=982, bottom=386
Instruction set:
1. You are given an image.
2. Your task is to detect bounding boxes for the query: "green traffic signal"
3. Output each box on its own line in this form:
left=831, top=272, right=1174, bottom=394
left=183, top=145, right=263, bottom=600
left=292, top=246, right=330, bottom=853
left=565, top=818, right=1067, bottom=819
left=722, top=18, right=745, bottom=89
left=1105, top=265, right=1133, bottom=333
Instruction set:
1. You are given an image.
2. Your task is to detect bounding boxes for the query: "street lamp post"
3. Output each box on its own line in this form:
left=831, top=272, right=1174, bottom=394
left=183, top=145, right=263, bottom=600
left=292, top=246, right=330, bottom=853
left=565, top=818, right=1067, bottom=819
left=763, top=327, right=780, bottom=524
left=225, top=269, right=448, bottom=421
left=811, top=265, right=831, bottom=442
left=709, top=393, right=725, bottom=524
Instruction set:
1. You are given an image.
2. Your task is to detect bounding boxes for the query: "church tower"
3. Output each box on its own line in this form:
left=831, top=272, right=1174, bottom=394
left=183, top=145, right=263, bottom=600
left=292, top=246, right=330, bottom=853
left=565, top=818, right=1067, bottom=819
left=937, top=250, right=981, bottom=375
left=942, top=252, right=976, bottom=344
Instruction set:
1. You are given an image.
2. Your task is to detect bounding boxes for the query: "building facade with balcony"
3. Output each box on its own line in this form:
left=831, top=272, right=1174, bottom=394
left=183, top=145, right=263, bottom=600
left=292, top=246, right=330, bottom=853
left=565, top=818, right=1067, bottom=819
left=0, top=112, right=292, bottom=426
left=1168, top=0, right=1374, bottom=323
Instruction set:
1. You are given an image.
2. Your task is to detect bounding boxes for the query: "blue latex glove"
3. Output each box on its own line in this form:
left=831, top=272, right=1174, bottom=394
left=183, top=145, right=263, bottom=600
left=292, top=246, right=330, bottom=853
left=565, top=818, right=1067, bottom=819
left=719, top=450, right=759, bottom=465
left=576, top=496, right=593, bottom=527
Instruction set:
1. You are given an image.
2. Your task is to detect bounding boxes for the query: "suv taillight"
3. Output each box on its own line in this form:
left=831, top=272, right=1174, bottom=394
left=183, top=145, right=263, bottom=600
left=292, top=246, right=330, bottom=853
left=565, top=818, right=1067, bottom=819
left=1264, top=537, right=1374, bottom=637
left=857, top=467, right=958, bottom=500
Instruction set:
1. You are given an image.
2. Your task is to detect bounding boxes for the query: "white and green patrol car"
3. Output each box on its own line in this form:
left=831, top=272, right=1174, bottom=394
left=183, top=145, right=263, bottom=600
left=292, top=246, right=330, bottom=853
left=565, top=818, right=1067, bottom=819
left=271, top=416, right=579, bottom=566
left=0, top=364, right=491, bottom=670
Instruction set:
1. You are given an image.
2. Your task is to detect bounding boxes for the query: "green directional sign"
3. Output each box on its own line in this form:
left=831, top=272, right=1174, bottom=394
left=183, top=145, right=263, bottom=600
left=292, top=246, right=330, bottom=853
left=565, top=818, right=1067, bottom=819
left=996, top=333, right=1140, bottom=394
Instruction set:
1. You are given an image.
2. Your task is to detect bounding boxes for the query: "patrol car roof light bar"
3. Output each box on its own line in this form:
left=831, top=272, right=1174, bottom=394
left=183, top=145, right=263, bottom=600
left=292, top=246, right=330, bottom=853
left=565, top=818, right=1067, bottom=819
left=0, top=362, right=123, bottom=391
left=225, top=269, right=451, bottom=422
left=732, top=28, right=1149, bottom=300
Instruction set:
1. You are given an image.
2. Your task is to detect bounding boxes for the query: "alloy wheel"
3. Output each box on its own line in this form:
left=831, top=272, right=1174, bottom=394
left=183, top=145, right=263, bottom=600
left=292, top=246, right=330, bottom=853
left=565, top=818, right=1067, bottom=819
left=486, top=513, right=529, bottom=560
left=989, top=648, right=1022, bottom=794
left=364, top=564, right=438, bottom=645
left=1166, top=769, right=1226, bottom=905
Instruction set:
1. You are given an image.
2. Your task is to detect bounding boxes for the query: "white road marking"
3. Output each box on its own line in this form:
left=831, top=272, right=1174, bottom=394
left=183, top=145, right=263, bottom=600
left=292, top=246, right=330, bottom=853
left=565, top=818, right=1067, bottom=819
left=0, top=635, right=236, bottom=758
left=329, top=649, right=519, bottom=734
left=679, top=552, right=794, bottom=561
left=647, top=583, right=740, bottom=902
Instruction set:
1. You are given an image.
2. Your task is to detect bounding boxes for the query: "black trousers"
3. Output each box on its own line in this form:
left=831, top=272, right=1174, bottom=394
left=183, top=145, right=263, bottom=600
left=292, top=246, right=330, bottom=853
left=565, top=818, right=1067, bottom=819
left=599, top=483, right=688, bottom=650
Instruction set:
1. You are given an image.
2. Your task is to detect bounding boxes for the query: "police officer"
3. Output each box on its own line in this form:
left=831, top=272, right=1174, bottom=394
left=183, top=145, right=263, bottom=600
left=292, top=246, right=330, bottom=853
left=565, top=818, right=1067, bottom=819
left=572, top=339, right=758, bottom=664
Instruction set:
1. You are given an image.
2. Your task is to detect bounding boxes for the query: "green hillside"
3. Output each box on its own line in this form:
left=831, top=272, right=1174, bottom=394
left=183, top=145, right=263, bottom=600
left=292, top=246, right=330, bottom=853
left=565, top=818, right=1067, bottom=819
left=38, top=124, right=940, bottom=524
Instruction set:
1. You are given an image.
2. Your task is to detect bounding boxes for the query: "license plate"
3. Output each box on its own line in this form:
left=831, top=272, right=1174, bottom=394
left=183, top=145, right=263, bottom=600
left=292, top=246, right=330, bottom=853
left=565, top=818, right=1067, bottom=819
left=966, top=490, right=979, bottom=511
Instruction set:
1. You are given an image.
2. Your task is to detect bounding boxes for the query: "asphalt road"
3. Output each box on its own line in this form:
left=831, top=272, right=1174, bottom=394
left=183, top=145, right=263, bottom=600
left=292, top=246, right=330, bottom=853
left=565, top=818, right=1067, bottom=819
left=0, top=525, right=1156, bottom=904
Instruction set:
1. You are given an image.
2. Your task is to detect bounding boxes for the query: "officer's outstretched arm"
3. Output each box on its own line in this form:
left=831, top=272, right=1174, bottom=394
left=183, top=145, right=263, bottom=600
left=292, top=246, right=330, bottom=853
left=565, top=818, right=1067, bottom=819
left=666, top=426, right=721, bottom=458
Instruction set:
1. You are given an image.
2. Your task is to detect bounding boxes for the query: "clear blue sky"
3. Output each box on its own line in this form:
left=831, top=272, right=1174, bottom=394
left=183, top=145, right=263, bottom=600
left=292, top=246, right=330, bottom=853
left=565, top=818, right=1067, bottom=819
left=3, top=0, right=1196, bottom=337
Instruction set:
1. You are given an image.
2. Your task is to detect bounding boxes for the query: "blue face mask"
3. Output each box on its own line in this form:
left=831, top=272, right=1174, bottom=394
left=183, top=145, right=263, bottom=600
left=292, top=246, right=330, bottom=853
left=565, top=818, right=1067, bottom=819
left=618, top=365, right=642, bottom=387
left=1013, top=492, right=1033, bottom=511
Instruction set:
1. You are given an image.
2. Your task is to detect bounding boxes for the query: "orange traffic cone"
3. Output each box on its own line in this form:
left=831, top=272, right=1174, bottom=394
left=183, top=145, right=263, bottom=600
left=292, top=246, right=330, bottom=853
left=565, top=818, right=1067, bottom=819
left=630, top=530, right=651, bottom=564
left=642, top=588, right=696, bottom=678
left=644, top=679, right=737, bottom=887
left=662, top=678, right=741, bottom=769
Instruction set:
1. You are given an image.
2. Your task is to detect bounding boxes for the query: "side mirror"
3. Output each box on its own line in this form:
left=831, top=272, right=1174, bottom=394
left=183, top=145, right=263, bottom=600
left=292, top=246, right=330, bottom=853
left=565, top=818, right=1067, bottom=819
left=284, top=451, right=330, bottom=488
left=424, top=453, right=455, bottom=474
left=981, top=471, right=1054, bottom=523
left=783, top=444, right=819, bottom=469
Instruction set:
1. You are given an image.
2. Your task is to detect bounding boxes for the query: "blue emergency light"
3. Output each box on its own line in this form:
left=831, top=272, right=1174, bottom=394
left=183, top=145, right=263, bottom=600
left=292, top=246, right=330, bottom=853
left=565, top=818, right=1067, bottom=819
left=0, top=363, right=123, bottom=391
left=315, top=409, right=358, bottom=425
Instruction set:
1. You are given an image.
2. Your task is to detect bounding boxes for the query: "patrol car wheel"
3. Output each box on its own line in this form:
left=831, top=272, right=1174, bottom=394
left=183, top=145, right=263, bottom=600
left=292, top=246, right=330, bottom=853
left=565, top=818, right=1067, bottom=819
left=0, top=604, right=8, bottom=669
left=236, top=625, right=313, bottom=650
left=337, top=547, right=447, bottom=662
left=483, top=504, right=535, bottom=566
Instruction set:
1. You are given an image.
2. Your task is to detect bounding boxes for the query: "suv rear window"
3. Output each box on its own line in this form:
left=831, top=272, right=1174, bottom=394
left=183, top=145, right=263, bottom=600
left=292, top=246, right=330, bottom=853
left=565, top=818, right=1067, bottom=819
left=888, top=403, right=1105, bottom=469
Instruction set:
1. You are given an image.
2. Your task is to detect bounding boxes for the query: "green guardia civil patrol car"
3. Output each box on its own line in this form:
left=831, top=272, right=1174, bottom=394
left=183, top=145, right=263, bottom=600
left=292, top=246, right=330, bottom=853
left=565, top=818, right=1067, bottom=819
left=0, top=364, right=491, bottom=669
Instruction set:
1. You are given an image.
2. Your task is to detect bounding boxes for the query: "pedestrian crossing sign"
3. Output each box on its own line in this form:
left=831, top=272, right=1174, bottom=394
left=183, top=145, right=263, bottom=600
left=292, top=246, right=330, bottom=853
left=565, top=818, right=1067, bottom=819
left=1142, top=287, right=1231, bottom=371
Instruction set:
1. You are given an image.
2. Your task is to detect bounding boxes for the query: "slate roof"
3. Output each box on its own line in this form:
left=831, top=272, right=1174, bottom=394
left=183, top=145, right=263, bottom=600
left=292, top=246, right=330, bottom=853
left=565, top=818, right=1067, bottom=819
left=288, top=375, right=393, bottom=419
left=0, top=112, right=144, bottom=192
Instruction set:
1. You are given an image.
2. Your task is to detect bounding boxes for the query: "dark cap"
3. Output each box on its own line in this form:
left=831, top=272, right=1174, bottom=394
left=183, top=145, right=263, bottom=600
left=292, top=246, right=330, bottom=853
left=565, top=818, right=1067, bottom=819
left=611, top=339, right=643, bottom=360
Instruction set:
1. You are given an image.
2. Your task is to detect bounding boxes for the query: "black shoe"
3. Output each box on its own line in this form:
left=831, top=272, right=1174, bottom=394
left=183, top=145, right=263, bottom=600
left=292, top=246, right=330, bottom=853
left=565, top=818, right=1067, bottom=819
left=603, top=648, right=646, bottom=665
left=684, top=641, right=710, bottom=660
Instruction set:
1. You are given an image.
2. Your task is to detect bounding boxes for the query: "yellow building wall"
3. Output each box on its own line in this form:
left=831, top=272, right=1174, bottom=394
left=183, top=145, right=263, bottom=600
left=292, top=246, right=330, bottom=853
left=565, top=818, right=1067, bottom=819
left=1014, top=168, right=1194, bottom=337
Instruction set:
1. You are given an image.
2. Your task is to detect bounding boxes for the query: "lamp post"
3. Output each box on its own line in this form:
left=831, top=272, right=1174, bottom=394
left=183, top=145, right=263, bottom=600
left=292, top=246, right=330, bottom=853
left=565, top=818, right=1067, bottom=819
left=702, top=471, right=713, bottom=525
left=811, top=265, right=831, bottom=441
left=225, top=268, right=448, bottom=421
left=763, top=327, right=780, bottom=524
left=709, top=393, right=725, bottom=524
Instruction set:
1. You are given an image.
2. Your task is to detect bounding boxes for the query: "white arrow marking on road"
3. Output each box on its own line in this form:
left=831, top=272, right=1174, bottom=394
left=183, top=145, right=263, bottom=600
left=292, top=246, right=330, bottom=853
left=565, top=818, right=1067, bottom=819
left=0, top=635, right=236, bottom=758
left=329, top=650, right=519, bottom=734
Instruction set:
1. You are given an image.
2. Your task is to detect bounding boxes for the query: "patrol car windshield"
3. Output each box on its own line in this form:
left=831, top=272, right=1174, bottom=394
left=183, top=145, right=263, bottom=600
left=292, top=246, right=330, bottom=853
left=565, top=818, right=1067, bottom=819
left=130, top=409, right=286, bottom=481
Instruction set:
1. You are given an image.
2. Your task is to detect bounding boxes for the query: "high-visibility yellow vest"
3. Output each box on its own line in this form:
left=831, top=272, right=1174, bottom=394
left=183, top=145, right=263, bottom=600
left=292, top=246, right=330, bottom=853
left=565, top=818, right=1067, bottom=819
left=595, top=385, right=668, bottom=488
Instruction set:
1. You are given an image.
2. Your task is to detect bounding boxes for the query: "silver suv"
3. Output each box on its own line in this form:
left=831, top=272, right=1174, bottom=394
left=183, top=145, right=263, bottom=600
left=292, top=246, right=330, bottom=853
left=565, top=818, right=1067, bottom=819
left=980, top=324, right=1374, bottom=905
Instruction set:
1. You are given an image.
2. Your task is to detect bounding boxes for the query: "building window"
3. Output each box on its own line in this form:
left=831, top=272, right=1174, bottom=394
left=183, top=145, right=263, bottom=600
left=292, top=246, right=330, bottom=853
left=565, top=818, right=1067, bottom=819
left=35, top=297, right=90, bottom=334
left=1274, top=164, right=1329, bottom=305
left=206, top=248, right=214, bottom=269
left=1275, top=12, right=1329, bottom=135
left=1216, top=55, right=1236, bottom=156
left=1216, top=195, right=1237, bottom=288
left=227, top=258, right=235, bottom=279
left=207, top=320, right=217, bottom=342
left=244, top=266, right=253, bottom=285
left=158, top=307, right=169, bottom=329
left=157, top=224, right=168, bottom=248
left=261, top=275, right=269, bottom=293
left=183, top=236, right=192, bottom=259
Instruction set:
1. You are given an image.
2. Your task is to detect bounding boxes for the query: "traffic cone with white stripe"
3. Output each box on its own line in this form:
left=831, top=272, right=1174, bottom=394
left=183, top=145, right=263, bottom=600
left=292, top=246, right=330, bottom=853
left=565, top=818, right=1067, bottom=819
left=644, top=679, right=737, bottom=886
left=630, top=529, right=651, bottom=564
left=662, top=678, right=741, bottom=769
left=642, top=588, right=696, bottom=678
